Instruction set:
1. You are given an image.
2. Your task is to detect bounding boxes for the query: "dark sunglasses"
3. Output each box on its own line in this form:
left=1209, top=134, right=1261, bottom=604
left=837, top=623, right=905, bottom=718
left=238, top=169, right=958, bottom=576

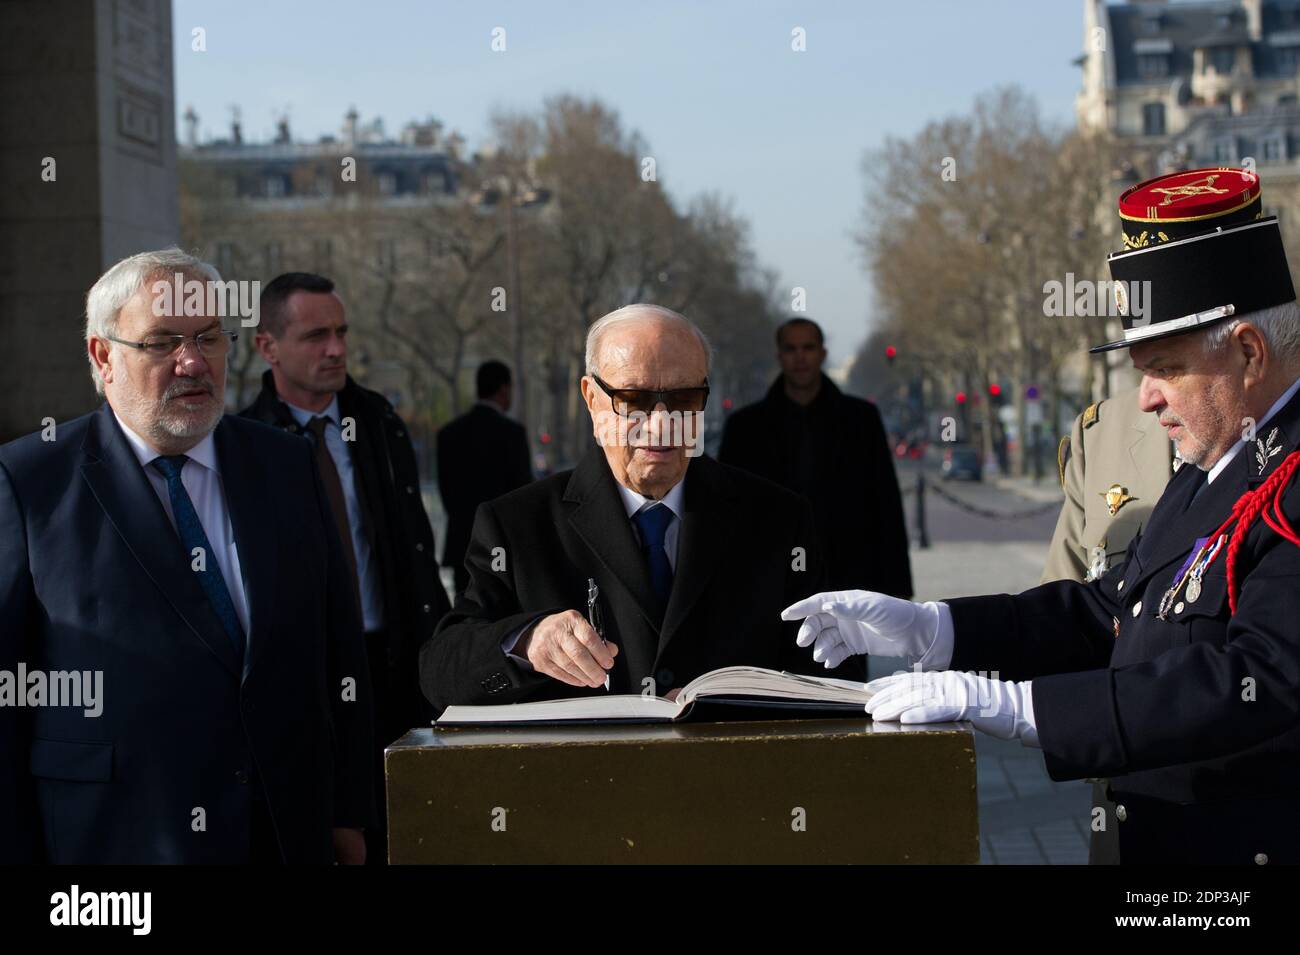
left=591, top=374, right=710, bottom=413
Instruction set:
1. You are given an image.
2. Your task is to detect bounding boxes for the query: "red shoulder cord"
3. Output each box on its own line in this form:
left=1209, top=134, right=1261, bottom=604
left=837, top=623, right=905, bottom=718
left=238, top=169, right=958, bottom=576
left=1219, top=449, right=1300, bottom=614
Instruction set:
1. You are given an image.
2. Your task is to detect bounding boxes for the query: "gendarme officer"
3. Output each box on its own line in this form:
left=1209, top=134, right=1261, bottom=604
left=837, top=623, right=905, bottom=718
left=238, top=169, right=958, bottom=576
left=785, top=167, right=1300, bottom=864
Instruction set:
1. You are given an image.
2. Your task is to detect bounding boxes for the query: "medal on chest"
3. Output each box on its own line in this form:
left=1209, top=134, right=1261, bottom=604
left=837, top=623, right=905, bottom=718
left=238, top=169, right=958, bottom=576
left=1157, top=534, right=1225, bottom=620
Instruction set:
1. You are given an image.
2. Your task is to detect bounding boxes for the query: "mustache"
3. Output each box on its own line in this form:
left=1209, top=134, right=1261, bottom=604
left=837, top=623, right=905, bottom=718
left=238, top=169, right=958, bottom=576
left=162, top=377, right=214, bottom=401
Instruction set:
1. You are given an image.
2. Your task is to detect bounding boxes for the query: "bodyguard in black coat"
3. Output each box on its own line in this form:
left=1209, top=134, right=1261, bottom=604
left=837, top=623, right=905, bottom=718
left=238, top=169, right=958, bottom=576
left=719, top=320, right=912, bottom=598
left=243, top=368, right=451, bottom=728
left=437, top=361, right=533, bottom=594
left=422, top=305, right=861, bottom=710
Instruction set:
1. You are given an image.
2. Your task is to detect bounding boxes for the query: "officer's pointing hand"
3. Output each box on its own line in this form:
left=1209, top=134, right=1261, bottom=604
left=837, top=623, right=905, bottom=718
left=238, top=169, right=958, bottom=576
left=781, top=590, right=945, bottom=668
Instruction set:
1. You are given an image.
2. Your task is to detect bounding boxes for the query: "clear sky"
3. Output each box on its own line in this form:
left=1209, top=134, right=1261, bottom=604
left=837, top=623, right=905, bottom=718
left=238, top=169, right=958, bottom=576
left=173, top=0, right=1087, bottom=362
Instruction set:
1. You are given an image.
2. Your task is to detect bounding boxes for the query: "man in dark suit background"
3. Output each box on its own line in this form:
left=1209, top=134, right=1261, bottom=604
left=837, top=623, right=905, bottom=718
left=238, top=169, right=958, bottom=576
left=421, top=304, right=862, bottom=711
left=240, top=271, right=449, bottom=864
left=437, top=360, right=533, bottom=595
left=719, top=318, right=912, bottom=597
left=0, top=249, right=373, bottom=863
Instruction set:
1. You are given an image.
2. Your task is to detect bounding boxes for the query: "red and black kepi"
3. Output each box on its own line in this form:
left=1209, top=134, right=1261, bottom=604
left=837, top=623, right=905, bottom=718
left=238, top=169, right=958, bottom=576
left=1093, top=167, right=1296, bottom=353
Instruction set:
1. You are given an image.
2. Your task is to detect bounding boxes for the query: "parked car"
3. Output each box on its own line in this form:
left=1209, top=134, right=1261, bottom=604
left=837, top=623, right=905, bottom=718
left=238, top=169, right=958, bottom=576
left=942, top=444, right=982, bottom=481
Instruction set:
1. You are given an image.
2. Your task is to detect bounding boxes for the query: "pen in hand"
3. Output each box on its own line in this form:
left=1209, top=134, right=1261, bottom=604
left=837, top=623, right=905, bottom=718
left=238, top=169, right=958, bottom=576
left=587, top=577, right=610, bottom=691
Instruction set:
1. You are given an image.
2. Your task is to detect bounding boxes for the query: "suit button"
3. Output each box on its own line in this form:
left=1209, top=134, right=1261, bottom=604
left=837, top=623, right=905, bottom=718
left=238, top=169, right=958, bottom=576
left=1255, top=853, right=1269, bottom=865
left=422, top=603, right=432, bottom=613
left=415, top=542, right=425, bottom=552
left=1131, top=602, right=1142, bottom=617
left=656, top=668, right=674, bottom=687
left=1117, top=580, right=1125, bottom=593
left=406, top=485, right=415, bottom=495
left=235, top=770, right=249, bottom=784
left=1115, top=804, right=1127, bottom=822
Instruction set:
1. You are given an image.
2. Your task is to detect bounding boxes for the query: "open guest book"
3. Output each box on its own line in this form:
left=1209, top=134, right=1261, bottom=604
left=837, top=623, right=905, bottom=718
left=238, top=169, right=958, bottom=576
left=435, top=666, right=877, bottom=725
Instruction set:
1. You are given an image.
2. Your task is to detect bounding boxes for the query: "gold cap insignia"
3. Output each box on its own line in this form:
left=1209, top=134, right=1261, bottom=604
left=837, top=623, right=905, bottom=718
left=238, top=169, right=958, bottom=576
left=1113, top=280, right=1129, bottom=316
left=1101, top=484, right=1136, bottom=516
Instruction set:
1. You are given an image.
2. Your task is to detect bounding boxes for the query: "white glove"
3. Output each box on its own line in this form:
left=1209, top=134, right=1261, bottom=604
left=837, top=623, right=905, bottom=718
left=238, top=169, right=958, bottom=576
left=865, top=670, right=1040, bottom=746
left=781, top=590, right=951, bottom=669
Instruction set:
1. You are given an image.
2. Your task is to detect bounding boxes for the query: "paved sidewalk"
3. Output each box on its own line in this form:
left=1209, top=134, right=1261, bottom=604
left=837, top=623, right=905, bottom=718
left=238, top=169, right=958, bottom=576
left=902, top=479, right=1092, bottom=865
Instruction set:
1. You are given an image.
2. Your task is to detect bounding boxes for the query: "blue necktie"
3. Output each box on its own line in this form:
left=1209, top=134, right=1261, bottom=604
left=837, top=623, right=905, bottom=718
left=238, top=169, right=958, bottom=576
left=151, top=455, right=245, bottom=661
left=633, top=503, right=675, bottom=608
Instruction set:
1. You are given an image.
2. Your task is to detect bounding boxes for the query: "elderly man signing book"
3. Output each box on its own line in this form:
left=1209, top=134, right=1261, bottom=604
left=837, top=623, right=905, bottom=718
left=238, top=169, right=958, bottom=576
left=421, top=304, right=865, bottom=713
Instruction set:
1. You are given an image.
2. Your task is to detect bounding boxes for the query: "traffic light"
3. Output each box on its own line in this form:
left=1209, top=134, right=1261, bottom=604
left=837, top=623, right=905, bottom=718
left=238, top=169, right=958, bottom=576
left=955, top=391, right=967, bottom=405
left=885, top=345, right=897, bottom=365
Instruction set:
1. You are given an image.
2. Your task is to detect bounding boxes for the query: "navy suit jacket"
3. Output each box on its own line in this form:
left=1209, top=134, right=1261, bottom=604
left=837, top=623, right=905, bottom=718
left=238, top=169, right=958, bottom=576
left=0, top=404, right=374, bottom=863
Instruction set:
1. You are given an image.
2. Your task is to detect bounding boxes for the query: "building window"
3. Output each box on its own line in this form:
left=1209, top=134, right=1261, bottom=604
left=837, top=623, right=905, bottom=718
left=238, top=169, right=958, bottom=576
left=265, top=174, right=288, bottom=198
left=1213, top=137, right=1237, bottom=163
left=1263, top=136, right=1287, bottom=162
left=1211, top=47, right=1236, bottom=74
left=1280, top=93, right=1298, bottom=106
left=1143, top=102, right=1166, bottom=136
left=377, top=171, right=397, bottom=195
left=1137, top=54, right=1169, bottom=79
left=1277, top=47, right=1300, bottom=75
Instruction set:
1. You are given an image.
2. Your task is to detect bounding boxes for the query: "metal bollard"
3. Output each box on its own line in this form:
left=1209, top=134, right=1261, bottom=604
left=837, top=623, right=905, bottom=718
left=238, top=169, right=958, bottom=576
left=915, top=470, right=930, bottom=550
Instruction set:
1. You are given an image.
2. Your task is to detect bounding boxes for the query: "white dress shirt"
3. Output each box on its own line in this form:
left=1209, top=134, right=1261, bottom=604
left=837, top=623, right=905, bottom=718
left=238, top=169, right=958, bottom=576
left=112, top=410, right=251, bottom=638
left=284, top=395, right=385, bottom=632
left=502, top=477, right=687, bottom=664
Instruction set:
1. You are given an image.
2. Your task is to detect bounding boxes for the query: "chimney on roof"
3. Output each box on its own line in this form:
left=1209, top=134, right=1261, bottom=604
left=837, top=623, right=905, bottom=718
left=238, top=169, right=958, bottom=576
left=343, top=106, right=359, bottom=147
left=230, top=105, right=242, bottom=146
left=275, top=114, right=291, bottom=145
left=183, top=106, right=198, bottom=147
left=1243, top=0, right=1263, bottom=41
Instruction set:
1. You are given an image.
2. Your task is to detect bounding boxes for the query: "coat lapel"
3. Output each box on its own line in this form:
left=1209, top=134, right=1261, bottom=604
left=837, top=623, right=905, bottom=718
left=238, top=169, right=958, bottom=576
left=657, top=456, right=735, bottom=659
left=564, top=452, right=664, bottom=632
left=214, top=417, right=280, bottom=680
left=79, top=405, right=242, bottom=677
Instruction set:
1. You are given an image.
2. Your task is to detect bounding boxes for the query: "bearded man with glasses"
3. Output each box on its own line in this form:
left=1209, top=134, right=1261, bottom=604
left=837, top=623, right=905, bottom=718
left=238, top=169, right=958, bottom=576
left=422, top=303, right=862, bottom=711
left=0, top=248, right=374, bottom=863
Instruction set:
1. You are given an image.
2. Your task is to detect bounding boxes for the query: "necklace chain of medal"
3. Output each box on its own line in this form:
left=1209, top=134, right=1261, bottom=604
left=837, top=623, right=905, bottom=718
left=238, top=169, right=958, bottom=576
left=1157, top=533, right=1226, bottom=620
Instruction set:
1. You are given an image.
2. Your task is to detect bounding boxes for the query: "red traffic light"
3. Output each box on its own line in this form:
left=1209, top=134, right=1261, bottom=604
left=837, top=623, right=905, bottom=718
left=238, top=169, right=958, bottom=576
left=955, top=391, right=967, bottom=405
left=988, top=383, right=1002, bottom=397
left=540, top=431, right=552, bottom=445
left=885, top=346, right=897, bottom=361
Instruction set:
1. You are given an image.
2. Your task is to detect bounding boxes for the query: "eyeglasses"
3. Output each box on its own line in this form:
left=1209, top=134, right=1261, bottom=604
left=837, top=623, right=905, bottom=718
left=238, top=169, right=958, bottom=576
left=592, top=374, right=709, bottom=413
left=106, top=328, right=238, bottom=360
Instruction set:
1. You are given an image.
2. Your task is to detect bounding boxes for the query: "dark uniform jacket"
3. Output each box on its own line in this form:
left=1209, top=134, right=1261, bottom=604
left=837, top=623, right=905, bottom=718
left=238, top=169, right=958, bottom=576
left=242, top=371, right=451, bottom=729
left=436, top=402, right=533, bottom=582
left=719, top=375, right=912, bottom=597
left=421, top=450, right=862, bottom=710
left=948, top=383, right=1300, bottom=864
left=0, top=405, right=374, bottom=863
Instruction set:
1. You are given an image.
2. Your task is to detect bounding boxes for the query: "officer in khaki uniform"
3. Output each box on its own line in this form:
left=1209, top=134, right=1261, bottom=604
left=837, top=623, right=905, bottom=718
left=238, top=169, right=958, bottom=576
left=1043, top=388, right=1174, bottom=587
left=1041, top=386, right=1172, bottom=864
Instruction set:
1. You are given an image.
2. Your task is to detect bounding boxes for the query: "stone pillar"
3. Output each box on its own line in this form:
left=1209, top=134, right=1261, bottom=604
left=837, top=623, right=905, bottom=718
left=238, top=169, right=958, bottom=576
left=0, top=0, right=177, bottom=443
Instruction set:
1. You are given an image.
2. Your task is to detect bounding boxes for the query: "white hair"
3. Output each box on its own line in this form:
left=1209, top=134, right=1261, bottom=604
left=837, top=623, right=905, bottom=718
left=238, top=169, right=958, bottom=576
left=584, top=304, right=713, bottom=377
left=1202, top=299, right=1300, bottom=366
left=85, top=248, right=222, bottom=394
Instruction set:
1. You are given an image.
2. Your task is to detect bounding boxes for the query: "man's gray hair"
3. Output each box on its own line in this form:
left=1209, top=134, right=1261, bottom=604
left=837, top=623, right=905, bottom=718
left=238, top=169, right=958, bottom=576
left=1202, top=299, right=1300, bottom=366
left=584, top=304, right=713, bottom=377
left=84, top=248, right=222, bottom=394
